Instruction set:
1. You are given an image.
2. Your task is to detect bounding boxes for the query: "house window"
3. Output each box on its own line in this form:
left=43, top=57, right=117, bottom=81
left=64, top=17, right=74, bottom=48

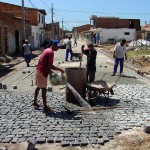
left=39, top=14, right=40, bottom=23
left=124, top=32, right=130, bottom=35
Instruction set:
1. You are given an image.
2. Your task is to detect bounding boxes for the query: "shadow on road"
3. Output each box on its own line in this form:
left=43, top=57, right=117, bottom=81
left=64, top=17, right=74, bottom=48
left=0, top=53, right=39, bottom=78
left=121, top=75, right=137, bottom=79
left=0, top=66, right=15, bottom=78
left=89, top=96, right=120, bottom=107
left=34, top=107, right=81, bottom=120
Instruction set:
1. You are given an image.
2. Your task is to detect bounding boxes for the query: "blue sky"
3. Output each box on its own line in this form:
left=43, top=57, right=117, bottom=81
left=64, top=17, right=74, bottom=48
left=1, top=0, right=150, bottom=30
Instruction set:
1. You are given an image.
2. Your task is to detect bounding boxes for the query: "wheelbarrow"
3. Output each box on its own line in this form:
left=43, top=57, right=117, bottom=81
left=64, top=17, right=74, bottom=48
left=72, top=52, right=82, bottom=61
left=86, top=74, right=120, bottom=100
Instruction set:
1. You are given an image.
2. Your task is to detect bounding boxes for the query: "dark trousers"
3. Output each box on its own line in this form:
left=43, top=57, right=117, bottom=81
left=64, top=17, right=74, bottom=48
left=113, top=57, right=124, bottom=74
left=87, top=71, right=95, bottom=83
left=65, top=49, right=73, bottom=61
left=74, top=41, right=77, bottom=46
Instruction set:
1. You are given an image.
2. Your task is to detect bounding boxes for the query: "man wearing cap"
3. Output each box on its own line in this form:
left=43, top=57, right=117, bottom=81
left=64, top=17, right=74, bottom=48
left=112, top=39, right=127, bottom=76
left=81, top=43, right=97, bottom=83
left=33, top=40, right=64, bottom=112
left=23, top=39, right=32, bottom=67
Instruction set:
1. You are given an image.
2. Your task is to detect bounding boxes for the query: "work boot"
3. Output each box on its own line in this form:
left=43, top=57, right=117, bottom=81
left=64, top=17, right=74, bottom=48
left=27, top=63, right=30, bottom=67
left=32, top=102, right=40, bottom=108
left=111, top=73, right=115, bottom=76
left=43, top=106, right=53, bottom=112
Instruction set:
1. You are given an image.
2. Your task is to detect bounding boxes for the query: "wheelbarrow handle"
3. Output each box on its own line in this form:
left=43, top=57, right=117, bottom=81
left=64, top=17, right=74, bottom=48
left=101, top=73, right=106, bottom=81
left=110, top=76, right=121, bottom=89
left=114, top=76, right=121, bottom=84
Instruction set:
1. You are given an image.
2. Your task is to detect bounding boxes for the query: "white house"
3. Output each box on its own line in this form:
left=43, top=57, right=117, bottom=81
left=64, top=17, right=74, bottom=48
left=29, top=10, right=46, bottom=49
left=91, top=28, right=136, bottom=43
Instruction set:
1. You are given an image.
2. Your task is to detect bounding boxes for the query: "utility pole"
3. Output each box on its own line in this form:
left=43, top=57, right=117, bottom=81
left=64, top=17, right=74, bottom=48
left=51, top=3, right=54, bottom=40
left=62, top=18, right=64, bottom=39
left=145, top=21, right=147, bottom=50
left=22, top=0, right=26, bottom=41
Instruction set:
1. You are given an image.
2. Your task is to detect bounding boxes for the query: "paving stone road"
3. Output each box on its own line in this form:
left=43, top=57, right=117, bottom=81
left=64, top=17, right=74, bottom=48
left=0, top=40, right=150, bottom=147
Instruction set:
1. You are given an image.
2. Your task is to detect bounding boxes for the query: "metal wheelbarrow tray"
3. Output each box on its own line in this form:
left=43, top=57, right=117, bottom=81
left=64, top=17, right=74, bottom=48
left=86, top=77, right=120, bottom=99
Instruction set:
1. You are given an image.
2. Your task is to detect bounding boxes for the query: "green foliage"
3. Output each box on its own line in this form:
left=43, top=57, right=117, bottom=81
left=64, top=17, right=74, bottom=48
left=127, top=48, right=150, bottom=57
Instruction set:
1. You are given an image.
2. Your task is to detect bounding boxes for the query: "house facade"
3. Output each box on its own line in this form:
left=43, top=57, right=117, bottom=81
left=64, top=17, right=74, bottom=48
left=73, top=16, right=141, bottom=44
left=0, top=2, right=47, bottom=49
left=73, top=24, right=92, bottom=34
left=141, top=24, right=150, bottom=40
left=30, top=10, right=47, bottom=48
left=0, top=11, right=31, bottom=56
left=89, top=28, right=136, bottom=44
left=90, top=16, right=141, bottom=40
left=45, top=22, right=61, bottom=41
left=90, top=16, right=141, bottom=30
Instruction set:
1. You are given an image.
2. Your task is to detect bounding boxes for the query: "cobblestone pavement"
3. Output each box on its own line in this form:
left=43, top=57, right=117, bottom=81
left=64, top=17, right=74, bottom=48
left=0, top=40, right=150, bottom=147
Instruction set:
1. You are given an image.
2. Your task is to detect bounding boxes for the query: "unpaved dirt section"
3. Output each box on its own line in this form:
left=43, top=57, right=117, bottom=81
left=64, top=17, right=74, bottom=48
left=101, top=128, right=150, bottom=150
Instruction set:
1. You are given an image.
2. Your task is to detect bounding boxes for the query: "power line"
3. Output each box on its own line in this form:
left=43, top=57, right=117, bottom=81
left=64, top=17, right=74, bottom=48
left=63, top=21, right=89, bottom=22
left=28, top=0, right=37, bottom=9
left=55, top=9, right=150, bottom=15
left=54, top=9, right=80, bottom=29
left=27, top=0, right=52, bottom=23
left=40, top=0, right=51, bottom=9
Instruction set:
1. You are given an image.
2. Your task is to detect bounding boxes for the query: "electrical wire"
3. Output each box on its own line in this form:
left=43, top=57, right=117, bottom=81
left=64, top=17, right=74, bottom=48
left=54, top=9, right=85, bottom=30
left=27, top=0, right=52, bottom=23
left=40, top=0, right=51, bottom=9
left=28, top=0, right=37, bottom=9
left=55, top=9, right=150, bottom=16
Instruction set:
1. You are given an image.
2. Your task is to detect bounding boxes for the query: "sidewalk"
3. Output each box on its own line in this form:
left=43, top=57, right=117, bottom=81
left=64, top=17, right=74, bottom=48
left=0, top=49, right=43, bottom=72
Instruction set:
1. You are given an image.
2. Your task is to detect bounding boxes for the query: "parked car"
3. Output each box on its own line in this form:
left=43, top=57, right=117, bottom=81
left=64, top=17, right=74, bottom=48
left=43, top=40, right=66, bottom=49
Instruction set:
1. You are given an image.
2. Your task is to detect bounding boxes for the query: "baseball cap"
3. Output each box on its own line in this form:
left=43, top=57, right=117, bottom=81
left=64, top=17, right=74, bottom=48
left=52, top=40, right=62, bottom=48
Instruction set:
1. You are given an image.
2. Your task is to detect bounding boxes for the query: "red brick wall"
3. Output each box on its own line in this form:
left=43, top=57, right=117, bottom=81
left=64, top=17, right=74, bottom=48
left=0, top=12, right=31, bottom=55
left=73, top=24, right=92, bottom=33
left=0, top=12, right=13, bottom=55
left=96, top=17, right=141, bottom=30
left=96, top=18, right=118, bottom=28
left=0, top=2, right=38, bottom=26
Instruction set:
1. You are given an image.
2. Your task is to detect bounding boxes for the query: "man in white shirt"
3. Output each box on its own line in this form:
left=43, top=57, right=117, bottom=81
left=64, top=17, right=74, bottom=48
left=23, top=39, right=32, bottom=67
left=112, top=39, right=127, bottom=76
left=65, top=37, right=73, bottom=61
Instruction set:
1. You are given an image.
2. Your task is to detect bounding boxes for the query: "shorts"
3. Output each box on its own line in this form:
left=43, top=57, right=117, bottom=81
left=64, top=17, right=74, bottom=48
left=25, top=54, right=32, bottom=62
left=35, top=71, right=47, bottom=88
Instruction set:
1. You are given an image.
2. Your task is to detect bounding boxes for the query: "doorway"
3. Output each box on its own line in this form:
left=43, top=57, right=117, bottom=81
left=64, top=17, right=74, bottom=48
left=15, top=30, right=19, bottom=54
